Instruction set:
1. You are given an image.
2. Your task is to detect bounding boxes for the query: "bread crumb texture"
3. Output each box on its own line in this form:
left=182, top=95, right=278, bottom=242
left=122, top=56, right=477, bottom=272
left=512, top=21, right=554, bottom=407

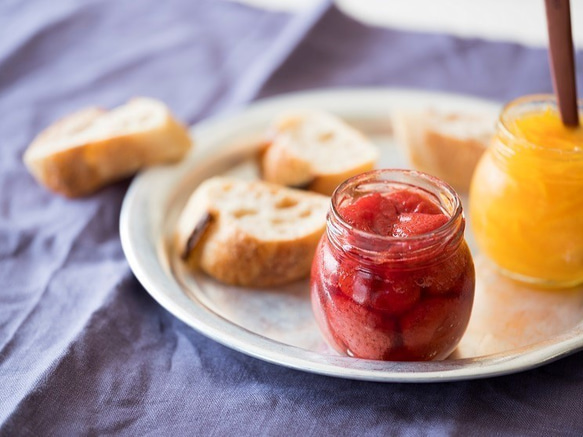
left=24, top=98, right=192, bottom=197
left=177, top=177, right=330, bottom=287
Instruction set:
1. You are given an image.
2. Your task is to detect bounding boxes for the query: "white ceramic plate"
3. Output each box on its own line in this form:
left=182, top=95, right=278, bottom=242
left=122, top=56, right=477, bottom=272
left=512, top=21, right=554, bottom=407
left=120, top=88, right=583, bottom=382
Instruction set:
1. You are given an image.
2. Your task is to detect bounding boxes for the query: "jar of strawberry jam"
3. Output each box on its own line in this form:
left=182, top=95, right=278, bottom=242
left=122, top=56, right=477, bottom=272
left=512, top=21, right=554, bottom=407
left=310, top=169, right=475, bottom=361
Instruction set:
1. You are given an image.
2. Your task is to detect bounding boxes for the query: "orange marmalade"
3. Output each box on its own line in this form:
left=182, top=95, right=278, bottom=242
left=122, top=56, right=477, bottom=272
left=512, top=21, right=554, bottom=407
left=470, top=95, right=583, bottom=287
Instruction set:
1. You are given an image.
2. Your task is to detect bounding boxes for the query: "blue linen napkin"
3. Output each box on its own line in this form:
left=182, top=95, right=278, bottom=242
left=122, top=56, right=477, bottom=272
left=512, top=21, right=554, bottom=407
left=1, top=0, right=582, bottom=435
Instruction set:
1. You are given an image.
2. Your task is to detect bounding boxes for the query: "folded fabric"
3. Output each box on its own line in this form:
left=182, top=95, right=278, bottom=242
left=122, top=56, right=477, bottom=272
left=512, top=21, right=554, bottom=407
left=1, top=0, right=582, bottom=435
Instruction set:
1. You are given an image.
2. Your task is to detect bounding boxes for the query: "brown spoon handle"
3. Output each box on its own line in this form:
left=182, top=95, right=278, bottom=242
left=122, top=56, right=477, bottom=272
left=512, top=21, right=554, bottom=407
left=545, top=0, right=579, bottom=126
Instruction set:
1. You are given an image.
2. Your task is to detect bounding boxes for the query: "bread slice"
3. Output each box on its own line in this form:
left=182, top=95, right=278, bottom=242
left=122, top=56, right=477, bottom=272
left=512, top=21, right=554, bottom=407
left=261, top=111, right=379, bottom=196
left=24, top=97, right=192, bottom=197
left=176, top=176, right=329, bottom=287
left=392, top=110, right=494, bottom=192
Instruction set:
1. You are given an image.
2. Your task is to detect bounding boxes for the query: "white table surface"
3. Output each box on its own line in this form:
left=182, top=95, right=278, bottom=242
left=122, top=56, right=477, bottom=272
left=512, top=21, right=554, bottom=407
left=233, top=0, right=583, bottom=48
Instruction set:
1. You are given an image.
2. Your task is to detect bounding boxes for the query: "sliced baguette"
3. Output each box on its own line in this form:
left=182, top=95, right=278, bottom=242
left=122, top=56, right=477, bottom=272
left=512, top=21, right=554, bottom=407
left=261, top=111, right=379, bottom=196
left=392, top=110, right=495, bottom=192
left=24, top=97, right=192, bottom=197
left=176, top=177, right=329, bottom=287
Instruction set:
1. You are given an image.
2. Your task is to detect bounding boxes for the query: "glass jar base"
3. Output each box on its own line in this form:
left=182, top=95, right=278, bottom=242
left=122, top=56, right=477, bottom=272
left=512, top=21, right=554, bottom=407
left=490, top=261, right=583, bottom=290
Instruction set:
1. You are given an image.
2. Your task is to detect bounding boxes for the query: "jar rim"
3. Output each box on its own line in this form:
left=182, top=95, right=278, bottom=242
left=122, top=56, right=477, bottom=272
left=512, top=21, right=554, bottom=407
left=497, top=94, right=583, bottom=156
left=329, top=169, right=463, bottom=245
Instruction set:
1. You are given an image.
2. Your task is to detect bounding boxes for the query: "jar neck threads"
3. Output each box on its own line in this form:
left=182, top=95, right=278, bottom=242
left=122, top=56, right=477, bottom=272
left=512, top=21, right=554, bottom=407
left=327, top=170, right=465, bottom=267
left=493, top=94, right=583, bottom=164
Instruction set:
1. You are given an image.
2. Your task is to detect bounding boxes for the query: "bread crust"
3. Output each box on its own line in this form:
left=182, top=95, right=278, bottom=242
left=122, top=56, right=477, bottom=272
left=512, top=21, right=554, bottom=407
left=197, top=224, right=322, bottom=287
left=261, top=111, right=378, bottom=196
left=177, top=177, right=329, bottom=287
left=421, top=131, right=488, bottom=192
left=262, top=142, right=376, bottom=196
left=261, top=141, right=313, bottom=188
left=308, top=161, right=376, bottom=196
left=393, top=111, right=493, bottom=193
left=24, top=103, right=192, bottom=197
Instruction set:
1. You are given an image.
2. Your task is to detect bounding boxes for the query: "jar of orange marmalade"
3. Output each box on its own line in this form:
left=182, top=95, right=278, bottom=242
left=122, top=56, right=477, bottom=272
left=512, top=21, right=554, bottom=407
left=470, top=95, right=583, bottom=288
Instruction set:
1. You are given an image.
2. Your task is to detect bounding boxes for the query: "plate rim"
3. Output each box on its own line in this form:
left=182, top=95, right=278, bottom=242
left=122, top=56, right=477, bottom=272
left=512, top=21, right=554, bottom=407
left=120, top=87, right=583, bottom=383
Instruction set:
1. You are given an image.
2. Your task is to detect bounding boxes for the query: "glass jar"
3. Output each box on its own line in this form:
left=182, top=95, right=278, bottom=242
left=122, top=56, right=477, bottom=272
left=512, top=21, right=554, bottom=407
left=310, top=170, right=475, bottom=361
left=470, top=95, right=583, bottom=288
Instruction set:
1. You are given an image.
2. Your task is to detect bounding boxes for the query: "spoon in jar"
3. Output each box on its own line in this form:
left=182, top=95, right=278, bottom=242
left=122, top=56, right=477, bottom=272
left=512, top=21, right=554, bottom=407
left=545, top=0, right=580, bottom=127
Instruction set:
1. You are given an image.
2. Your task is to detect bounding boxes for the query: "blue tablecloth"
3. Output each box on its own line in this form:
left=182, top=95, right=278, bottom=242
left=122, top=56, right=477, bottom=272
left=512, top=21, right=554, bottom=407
left=2, top=1, right=583, bottom=435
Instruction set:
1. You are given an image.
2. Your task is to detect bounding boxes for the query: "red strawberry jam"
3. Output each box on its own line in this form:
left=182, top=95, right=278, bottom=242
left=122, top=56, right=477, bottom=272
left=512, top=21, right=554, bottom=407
left=311, top=170, right=475, bottom=361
